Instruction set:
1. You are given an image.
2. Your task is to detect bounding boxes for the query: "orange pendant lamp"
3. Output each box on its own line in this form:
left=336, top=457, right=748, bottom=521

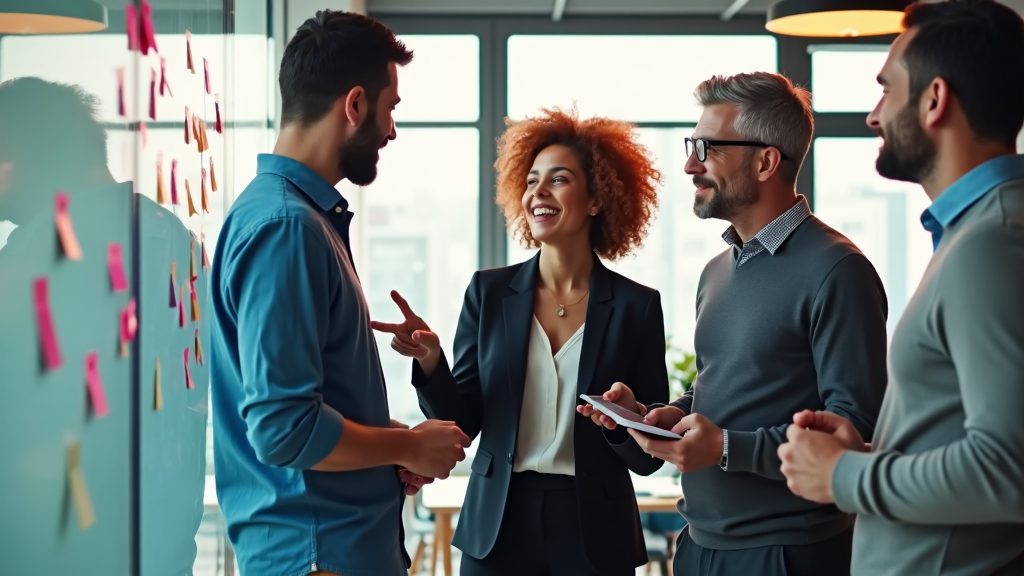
left=766, top=0, right=909, bottom=38
left=0, top=0, right=108, bottom=35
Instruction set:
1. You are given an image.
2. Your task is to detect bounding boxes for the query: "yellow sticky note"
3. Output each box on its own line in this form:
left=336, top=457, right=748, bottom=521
left=186, top=180, right=198, bottom=217
left=67, top=441, right=96, bottom=531
left=154, top=359, right=163, bottom=411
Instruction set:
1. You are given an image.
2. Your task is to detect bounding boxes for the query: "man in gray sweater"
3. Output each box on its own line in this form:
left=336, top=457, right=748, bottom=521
left=580, top=72, right=889, bottom=576
left=779, top=1, right=1024, bottom=575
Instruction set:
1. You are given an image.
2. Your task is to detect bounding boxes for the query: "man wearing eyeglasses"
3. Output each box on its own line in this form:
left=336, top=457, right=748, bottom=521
left=583, top=72, right=888, bottom=576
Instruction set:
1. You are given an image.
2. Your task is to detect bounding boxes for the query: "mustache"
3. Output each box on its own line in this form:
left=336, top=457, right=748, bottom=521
left=693, top=176, right=717, bottom=189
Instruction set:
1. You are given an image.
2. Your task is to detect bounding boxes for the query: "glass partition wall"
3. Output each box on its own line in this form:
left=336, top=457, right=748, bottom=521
left=0, top=1, right=273, bottom=575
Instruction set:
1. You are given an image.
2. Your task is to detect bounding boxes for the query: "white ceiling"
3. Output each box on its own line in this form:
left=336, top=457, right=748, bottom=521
left=367, top=0, right=776, bottom=17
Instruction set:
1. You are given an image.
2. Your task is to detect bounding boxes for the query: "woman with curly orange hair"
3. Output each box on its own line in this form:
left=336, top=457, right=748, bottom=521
left=373, top=108, right=670, bottom=576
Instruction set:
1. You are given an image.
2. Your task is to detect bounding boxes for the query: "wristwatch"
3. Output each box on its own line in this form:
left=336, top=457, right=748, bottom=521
left=719, top=429, right=729, bottom=471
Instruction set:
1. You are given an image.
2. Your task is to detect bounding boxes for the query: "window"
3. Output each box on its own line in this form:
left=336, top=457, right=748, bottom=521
left=352, top=34, right=482, bottom=426
left=811, top=47, right=889, bottom=112
left=507, top=35, right=778, bottom=122
left=392, top=35, right=480, bottom=122
left=812, top=138, right=933, bottom=333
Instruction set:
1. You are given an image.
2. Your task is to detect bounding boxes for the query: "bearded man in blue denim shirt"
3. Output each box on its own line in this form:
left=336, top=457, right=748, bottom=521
left=209, top=11, right=471, bottom=576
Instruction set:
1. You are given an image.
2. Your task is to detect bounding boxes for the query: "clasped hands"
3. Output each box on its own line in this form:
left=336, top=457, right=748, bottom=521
left=777, top=410, right=871, bottom=503
left=577, top=383, right=724, bottom=473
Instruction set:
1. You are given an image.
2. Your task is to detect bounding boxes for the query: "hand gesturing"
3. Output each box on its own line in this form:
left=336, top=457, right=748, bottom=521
left=370, top=290, right=442, bottom=375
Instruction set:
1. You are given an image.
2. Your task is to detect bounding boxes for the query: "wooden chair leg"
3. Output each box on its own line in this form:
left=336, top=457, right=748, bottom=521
left=430, top=522, right=441, bottom=576
left=410, top=538, right=426, bottom=574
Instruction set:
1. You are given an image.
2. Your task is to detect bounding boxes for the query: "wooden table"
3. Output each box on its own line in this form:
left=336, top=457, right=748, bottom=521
left=421, top=475, right=681, bottom=576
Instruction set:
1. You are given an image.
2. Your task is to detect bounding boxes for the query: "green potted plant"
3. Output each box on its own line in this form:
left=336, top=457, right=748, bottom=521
left=666, top=336, right=697, bottom=399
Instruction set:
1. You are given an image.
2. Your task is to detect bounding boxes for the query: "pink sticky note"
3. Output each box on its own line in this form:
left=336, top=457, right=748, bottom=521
left=139, top=120, right=147, bottom=149
left=184, top=348, right=195, bottom=389
left=85, top=352, right=109, bottom=419
left=125, top=4, right=139, bottom=52
left=140, top=0, right=158, bottom=55
left=116, top=68, right=126, bottom=117
left=204, top=58, right=211, bottom=94
left=33, top=278, right=62, bottom=371
left=178, top=286, right=186, bottom=327
left=148, top=68, right=157, bottom=121
left=170, top=159, right=179, bottom=205
left=120, top=298, right=138, bottom=342
left=107, top=243, right=128, bottom=293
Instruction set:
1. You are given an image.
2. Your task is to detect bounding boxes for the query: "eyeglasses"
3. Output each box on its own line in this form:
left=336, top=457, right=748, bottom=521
left=684, top=137, right=788, bottom=163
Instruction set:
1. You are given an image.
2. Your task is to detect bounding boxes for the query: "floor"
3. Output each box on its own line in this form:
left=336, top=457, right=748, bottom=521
left=191, top=511, right=668, bottom=576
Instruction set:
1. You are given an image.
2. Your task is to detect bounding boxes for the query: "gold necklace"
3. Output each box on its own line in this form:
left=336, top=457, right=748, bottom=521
left=546, top=287, right=590, bottom=318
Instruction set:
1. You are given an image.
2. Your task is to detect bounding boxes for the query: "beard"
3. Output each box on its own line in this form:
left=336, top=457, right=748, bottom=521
left=875, top=103, right=937, bottom=184
left=338, top=108, right=386, bottom=186
left=692, top=172, right=757, bottom=220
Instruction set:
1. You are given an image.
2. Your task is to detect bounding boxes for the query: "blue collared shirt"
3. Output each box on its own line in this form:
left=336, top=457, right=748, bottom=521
left=921, top=154, right=1024, bottom=250
left=209, top=154, right=407, bottom=576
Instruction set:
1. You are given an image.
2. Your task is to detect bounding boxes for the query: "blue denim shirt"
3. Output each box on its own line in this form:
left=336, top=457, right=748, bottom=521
left=210, top=154, right=407, bottom=576
left=921, top=154, right=1024, bottom=250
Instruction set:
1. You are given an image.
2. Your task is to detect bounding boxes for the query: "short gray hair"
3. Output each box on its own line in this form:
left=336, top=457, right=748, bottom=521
left=694, top=72, right=813, bottom=185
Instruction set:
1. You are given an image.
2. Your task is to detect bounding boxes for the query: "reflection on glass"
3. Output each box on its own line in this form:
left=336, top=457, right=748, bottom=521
left=507, top=35, right=777, bottom=122
left=508, top=128, right=727, bottom=354
left=0, top=1, right=269, bottom=573
left=0, top=75, right=134, bottom=576
left=811, top=48, right=889, bottom=112
left=354, top=127, right=480, bottom=427
left=393, top=35, right=480, bottom=122
left=813, top=138, right=932, bottom=333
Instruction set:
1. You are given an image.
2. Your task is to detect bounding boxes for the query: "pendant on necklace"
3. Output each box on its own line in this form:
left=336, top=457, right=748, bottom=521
left=557, top=306, right=566, bottom=317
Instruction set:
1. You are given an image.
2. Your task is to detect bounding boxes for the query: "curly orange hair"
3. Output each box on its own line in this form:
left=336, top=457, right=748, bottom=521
left=495, top=108, right=662, bottom=261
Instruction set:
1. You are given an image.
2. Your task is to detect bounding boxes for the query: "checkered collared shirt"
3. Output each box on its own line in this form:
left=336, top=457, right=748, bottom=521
left=722, top=196, right=812, bottom=268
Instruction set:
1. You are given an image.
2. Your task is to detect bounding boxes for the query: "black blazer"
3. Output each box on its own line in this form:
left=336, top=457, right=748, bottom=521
left=412, top=253, right=670, bottom=574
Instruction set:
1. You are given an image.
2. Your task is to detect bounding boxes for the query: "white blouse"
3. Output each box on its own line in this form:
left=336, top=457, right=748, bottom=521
left=513, top=315, right=585, bottom=476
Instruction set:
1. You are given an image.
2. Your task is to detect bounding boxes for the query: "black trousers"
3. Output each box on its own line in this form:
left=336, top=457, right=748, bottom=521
left=460, top=471, right=632, bottom=576
left=673, top=526, right=854, bottom=576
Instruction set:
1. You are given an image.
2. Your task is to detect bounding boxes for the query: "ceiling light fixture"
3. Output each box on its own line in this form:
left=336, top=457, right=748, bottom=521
left=766, top=0, right=909, bottom=38
left=0, top=0, right=108, bottom=35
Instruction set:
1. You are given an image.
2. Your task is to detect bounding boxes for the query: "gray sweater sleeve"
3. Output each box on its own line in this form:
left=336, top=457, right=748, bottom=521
left=728, top=254, right=889, bottom=478
left=833, top=227, right=1024, bottom=523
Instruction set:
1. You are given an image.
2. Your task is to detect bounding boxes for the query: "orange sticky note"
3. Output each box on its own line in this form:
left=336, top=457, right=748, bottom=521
left=178, top=285, right=186, bottom=327
left=67, top=441, right=95, bottom=531
left=55, top=192, right=83, bottom=261
left=156, top=153, right=167, bottom=204
left=209, top=157, right=218, bottom=192
left=193, top=116, right=202, bottom=153
left=139, top=120, right=147, bottom=149
left=184, top=107, right=191, bottom=145
left=154, top=359, right=163, bottom=411
left=169, top=261, right=177, bottom=308
left=194, top=328, right=203, bottom=365
left=184, top=347, right=195, bottom=389
left=186, top=180, right=198, bottom=217
left=190, top=280, right=200, bottom=322
left=186, top=30, right=195, bottom=74
left=84, top=352, right=109, bottom=419
left=201, top=168, right=210, bottom=213
left=190, top=240, right=197, bottom=281
left=201, top=235, right=210, bottom=270
left=198, top=120, right=209, bottom=153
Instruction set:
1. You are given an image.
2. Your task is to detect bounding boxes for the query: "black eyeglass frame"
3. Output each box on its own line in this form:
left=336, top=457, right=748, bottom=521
left=684, top=137, right=789, bottom=162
